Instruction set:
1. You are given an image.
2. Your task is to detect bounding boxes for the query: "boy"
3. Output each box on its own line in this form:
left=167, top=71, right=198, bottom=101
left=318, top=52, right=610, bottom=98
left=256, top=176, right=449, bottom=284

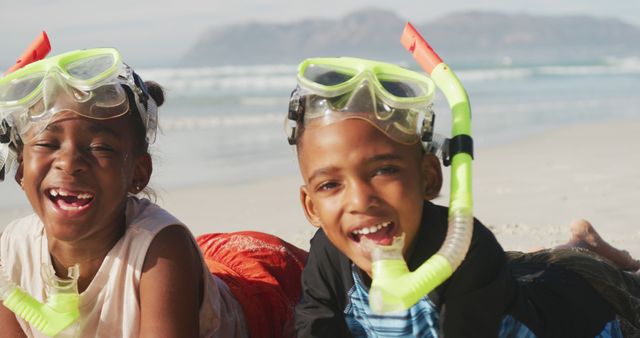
left=286, top=57, right=635, bottom=337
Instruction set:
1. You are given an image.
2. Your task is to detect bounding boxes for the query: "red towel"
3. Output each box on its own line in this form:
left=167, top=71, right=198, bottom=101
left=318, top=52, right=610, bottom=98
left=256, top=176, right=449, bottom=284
left=197, top=231, right=308, bottom=338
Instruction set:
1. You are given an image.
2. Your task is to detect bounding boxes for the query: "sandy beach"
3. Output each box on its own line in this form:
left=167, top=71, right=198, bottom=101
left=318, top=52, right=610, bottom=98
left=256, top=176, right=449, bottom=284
left=1, top=118, right=639, bottom=258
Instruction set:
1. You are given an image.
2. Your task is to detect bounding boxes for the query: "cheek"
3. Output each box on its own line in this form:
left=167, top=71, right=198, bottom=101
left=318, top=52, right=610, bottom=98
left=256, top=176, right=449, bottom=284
left=103, top=160, right=133, bottom=187
left=314, top=196, right=343, bottom=224
left=21, top=154, right=46, bottom=183
left=309, top=197, right=345, bottom=237
left=19, top=161, right=46, bottom=207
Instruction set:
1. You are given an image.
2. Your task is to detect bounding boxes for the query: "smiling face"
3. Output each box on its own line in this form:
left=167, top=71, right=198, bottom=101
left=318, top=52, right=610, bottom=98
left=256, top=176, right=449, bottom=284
left=17, top=111, right=151, bottom=243
left=298, top=118, right=441, bottom=275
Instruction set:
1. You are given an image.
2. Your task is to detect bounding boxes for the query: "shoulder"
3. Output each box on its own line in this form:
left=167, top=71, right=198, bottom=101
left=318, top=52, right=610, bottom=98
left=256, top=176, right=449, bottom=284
left=411, top=201, right=507, bottom=279
left=0, top=214, right=44, bottom=287
left=117, top=198, right=191, bottom=269
left=132, top=196, right=199, bottom=272
left=422, top=201, right=505, bottom=269
left=1, top=214, right=42, bottom=238
left=449, top=216, right=507, bottom=289
left=125, top=197, right=184, bottom=233
left=140, top=224, right=203, bottom=304
left=419, top=203, right=512, bottom=307
left=434, top=214, right=513, bottom=336
left=1, top=214, right=43, bottom=256
left=142, top=224, right=200, bottom=272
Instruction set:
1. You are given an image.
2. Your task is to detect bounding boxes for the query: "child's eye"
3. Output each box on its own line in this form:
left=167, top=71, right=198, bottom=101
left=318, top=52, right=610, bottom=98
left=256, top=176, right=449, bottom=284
left=89, top=144, right=115, bottom=153
left=375, top=166, right=399, bottom=176
left=32, top=141, right=58, bottom=149
left=317, top=181, right=340, bottom=192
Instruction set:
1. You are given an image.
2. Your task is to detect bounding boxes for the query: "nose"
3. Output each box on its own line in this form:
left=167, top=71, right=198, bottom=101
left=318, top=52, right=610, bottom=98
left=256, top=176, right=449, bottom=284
left=345, top=177, right=378, bottom=213
left=54, top=144, right=88, bottom=175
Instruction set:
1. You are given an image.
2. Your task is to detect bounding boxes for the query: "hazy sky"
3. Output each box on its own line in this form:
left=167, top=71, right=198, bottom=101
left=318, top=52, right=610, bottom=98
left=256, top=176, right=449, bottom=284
left=1, top=0, right=638, bottom=68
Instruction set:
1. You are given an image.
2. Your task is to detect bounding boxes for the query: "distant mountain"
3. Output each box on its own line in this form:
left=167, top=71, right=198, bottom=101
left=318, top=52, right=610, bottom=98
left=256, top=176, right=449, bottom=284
left=181, top=9, right=640, bottom=67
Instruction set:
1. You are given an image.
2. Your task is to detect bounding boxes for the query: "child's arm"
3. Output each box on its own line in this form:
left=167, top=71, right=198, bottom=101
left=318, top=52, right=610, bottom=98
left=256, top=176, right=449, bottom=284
left=295, top=230, right=354, bottom=337
left=0, top=304, right=28, bottom=338
left=138, top=225, right=204, bottom=337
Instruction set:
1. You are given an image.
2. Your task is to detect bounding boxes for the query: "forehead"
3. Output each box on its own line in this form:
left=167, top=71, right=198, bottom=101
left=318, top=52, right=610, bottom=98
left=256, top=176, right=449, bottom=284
left=298, top=118, right=421, bottom=169
left=42, top=111, right=134, bottom=137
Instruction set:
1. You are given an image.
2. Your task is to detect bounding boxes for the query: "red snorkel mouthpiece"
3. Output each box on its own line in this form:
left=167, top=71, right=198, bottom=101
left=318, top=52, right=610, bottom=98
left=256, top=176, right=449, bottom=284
left=4, top=31, right=51, bottom=75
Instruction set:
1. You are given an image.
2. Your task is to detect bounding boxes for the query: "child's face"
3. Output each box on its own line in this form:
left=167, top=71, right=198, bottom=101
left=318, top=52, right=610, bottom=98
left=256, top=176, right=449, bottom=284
left=17, top=111, right=150, bottom=242
left=298, top=118, right=439, bottom=275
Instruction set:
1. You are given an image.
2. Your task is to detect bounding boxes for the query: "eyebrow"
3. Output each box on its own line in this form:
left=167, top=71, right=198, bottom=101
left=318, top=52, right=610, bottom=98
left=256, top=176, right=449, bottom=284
left=307, top=166, right=339, bottom=184
left=307, top=153, right=403, bottom=183
left=367, top=153, right=403, bottom=163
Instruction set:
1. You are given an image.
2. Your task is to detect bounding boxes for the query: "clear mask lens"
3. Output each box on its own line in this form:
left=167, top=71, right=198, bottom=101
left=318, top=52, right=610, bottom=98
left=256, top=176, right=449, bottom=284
left=302, top=65, right=356, bottom=87
left=41, top=70, right=128, bottom=117
left=377, top=74, right=429, bottom=98
left=0, top=73, right=45, bottom=104
left=0, top=48, right=158, bottom=170
left=301, top=78, right=430, bottom=145
left=64, top=54, right=116, bottom=81
left=293, top=58, right=435, bottom=145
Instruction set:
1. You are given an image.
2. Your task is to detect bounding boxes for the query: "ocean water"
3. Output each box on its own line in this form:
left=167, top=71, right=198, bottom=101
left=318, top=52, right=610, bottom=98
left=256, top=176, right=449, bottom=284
left=1, top=58, right=639, bottom=209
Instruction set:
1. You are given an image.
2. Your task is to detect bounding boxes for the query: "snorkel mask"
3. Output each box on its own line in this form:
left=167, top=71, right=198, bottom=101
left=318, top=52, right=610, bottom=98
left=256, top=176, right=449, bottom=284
left=287, top=57, right=436, bottom=146
left=0, top=47, right=158, bottom=182
left=0, top=47, right=157, bottom=144
left=287, top=23, right=474, bottom=314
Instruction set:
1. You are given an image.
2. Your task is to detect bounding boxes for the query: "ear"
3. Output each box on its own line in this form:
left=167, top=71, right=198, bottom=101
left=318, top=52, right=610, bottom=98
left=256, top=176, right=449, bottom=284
left=14, top=153, right=23, bottom=187
left=130, top=153, right=153, bottom=194
left=421, top=153, right=443, bottom=200
left=300, top=185, right=322, bottom=228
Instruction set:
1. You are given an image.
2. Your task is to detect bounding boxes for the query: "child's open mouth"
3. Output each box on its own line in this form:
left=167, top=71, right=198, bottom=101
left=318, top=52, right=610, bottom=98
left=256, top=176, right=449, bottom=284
left=47, top=188, right=94, bottom=212
left=349, top=221, right=397, bottom=246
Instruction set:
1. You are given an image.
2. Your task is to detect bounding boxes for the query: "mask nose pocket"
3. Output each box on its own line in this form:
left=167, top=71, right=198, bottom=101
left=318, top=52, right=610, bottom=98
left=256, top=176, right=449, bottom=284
left=41, top=71, right=92, bottom=113
left=343, top=79, right=377, bottom=114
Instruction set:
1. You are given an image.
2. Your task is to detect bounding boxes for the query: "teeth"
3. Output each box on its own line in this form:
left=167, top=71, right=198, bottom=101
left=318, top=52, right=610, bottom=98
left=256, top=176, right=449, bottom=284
left=48, top=189, right=93, bottom=199
left=59, top=204, right=83, bottom=211
left=352, top=221, right=391, bottom=236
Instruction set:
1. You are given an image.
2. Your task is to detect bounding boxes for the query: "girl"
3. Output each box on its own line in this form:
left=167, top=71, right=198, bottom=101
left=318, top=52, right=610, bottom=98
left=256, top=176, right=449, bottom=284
left=0, top=47, right=305, bottom=338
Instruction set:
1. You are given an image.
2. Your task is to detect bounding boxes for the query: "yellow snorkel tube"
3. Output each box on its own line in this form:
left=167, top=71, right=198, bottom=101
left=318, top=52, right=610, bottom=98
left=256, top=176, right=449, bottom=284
left=367, top=22, right=474, bottom=314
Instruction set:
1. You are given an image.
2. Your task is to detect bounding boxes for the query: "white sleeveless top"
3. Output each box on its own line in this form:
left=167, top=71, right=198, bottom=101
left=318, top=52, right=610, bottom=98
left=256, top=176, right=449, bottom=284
left=0, top=197, right=248, bottom=338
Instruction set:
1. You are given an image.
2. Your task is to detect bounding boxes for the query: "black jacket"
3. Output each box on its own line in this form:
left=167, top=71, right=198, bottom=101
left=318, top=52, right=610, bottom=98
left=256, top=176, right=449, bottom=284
left=294, top=201, right=514, bottom=337
left=295, top=201, right=621, bottom=338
